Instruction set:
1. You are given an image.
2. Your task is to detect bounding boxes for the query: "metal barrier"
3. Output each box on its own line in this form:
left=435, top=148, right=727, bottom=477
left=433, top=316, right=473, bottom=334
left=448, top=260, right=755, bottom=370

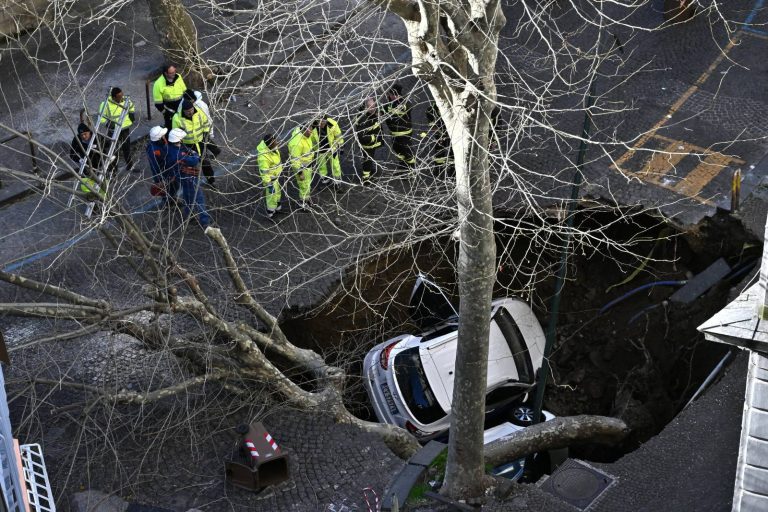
left=0, top=131, right=40, bottom=179
left=0, top=363, right=26, bottom=511
left=225, top=422, right=290, bottom=492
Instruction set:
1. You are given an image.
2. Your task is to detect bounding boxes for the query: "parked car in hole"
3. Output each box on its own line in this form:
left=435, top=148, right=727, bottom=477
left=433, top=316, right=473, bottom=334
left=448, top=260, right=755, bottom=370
left=363, top=296, right=546, bottom=441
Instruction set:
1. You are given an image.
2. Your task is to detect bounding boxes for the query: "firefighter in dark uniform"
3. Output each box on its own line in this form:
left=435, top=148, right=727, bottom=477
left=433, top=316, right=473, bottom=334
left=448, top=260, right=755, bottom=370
left=355, top=97, right=382, bottom=183
left=383, top=84, right=415, bottom=168
left=423, top=102, right=453, bottom=171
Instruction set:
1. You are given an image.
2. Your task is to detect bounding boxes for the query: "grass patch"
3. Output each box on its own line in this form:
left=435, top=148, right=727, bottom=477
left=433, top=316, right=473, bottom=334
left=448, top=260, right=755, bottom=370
left=406, top=448, right=448, bottom=505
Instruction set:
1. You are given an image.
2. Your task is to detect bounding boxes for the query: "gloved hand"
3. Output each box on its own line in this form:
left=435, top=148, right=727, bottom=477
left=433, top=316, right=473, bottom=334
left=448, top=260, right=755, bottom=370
left=78, top=157, right=86, bottom=166
left=267, top=184, right=275, bottom=194
left=155, top=103, right=165, bottom=113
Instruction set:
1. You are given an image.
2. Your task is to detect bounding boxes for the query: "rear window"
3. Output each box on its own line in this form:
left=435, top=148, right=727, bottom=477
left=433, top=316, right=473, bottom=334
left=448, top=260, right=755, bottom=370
left=393, top=347, right=446, bottom=425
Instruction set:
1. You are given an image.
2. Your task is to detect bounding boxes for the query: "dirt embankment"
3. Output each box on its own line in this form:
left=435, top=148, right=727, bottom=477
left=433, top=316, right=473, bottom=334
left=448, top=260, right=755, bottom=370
left=282, top=209, right=759, bottom=460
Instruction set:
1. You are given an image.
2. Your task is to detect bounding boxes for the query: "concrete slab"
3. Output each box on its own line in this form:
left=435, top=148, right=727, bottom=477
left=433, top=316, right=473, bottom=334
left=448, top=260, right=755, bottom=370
left=381, top=464, right=426, bottom=512
left=670, top=258, right=731, bottom=304
left=408, top=440, right=446, bottom=467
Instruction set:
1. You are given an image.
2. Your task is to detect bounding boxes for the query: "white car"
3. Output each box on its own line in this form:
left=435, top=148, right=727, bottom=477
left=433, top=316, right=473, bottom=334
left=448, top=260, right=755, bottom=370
left=363, top=297, right=546, bottom=440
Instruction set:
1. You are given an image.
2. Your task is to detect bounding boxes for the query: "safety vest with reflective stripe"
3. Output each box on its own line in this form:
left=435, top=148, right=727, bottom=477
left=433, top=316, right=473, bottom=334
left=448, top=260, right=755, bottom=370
left=287, top=128, right=314, bottom=170
left=355, top=110, right=381, bottom=149
left=171, top=109, right=210, bottom=146
left=153, top=74, right=187, bottom=105
left=99, top=98, right=135, bottom=129
left=385, top=98, right=412, bottom=136
left=256, top=139, right=283, bottom=184
left=311, top=118, right=344, bottom=153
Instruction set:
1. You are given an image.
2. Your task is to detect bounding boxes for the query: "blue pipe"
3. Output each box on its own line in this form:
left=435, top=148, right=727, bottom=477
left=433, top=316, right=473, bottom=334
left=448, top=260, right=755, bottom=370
left=726, top=261, right=757, bottom=279
left=599, top=280, right=686, bottom=315
left=627, top=303, right=663, bottom=325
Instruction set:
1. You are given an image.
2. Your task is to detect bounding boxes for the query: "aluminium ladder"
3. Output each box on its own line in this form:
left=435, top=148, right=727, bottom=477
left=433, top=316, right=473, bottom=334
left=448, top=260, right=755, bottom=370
left=67, top=87, right=133, bottom=218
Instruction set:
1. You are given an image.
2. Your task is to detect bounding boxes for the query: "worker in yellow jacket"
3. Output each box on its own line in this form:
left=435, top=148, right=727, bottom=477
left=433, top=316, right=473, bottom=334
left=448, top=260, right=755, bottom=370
left=99, top=87, right=136, bottom=172
left=311, top=116, right=344, bottom=185
left=153, top=64, right=187, bottom=130
left=172, top=101, right=216, bottom=187
left=256, top=134, right=283, bottom=217
left=288, top=124, right=315, bottom=208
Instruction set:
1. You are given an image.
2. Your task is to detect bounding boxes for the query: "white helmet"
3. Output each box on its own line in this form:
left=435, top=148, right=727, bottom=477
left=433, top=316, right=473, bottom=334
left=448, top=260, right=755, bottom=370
left=168, top=128, right=187, bottom=143
left=149, top=126, right=168, bottom=142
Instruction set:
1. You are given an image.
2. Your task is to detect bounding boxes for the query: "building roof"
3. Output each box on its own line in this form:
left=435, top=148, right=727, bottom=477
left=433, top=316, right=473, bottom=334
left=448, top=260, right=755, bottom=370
left=699, top=283, right=768, bottom=352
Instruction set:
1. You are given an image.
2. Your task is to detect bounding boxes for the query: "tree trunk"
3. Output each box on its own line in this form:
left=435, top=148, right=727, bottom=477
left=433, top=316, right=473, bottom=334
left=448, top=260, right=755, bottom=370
left=484, top=415, right=630, bottom=467
left=145, top=0, right=211, bottom=88
left=440, top=103, right=497, bottom=499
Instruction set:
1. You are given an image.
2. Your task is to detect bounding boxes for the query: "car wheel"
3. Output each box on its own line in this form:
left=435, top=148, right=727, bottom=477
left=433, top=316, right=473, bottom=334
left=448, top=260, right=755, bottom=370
left=510, top=404, right=535, bottom=426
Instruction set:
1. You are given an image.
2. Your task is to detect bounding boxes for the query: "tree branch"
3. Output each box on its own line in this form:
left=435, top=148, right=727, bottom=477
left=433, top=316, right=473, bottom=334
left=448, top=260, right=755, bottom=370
left=484, top=415, right=630, bottom=467
left=0, top=270, right=109, bottom=310
left=206, top=227, right=289, bottom=344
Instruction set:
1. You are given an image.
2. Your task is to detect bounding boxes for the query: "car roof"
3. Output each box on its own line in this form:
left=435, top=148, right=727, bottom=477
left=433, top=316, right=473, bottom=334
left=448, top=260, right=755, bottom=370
left=419, top=318, right=519, bottom=413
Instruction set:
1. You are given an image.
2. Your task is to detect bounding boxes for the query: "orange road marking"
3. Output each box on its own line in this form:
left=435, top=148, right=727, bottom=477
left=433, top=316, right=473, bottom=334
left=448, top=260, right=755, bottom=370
left=673, top=152, right=734, bottom=197
left=614, top=38, right=738, bottom=171
left=639, top=140, right=694, bottom=184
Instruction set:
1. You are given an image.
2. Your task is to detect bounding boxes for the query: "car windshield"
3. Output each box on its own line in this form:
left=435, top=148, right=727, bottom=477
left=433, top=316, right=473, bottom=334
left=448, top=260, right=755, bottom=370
left=393, top=347, right=446, bottom=425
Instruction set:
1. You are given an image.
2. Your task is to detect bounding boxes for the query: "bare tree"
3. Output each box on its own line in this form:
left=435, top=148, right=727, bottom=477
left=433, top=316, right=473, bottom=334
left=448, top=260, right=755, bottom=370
left=0, top=0, right=744, bottom=506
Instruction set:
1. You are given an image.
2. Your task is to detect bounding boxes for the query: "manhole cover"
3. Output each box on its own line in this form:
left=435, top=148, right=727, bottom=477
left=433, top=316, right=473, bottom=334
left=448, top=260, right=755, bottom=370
left=539, top=459, right=615, bottom=510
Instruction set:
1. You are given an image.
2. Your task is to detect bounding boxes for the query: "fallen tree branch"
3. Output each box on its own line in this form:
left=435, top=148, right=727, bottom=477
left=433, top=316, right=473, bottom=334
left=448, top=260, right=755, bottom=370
left=0, top=270, right=109, bottom=309
left=0, top=303, right=106, bottom=319
left=484, top=415, right=630, bottom=467
left=206, top=227, right=289, bottom=344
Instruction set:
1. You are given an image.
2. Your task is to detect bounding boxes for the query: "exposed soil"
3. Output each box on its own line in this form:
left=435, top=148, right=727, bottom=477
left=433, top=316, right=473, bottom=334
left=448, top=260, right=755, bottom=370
left=281, top=208, right=760, bottom=461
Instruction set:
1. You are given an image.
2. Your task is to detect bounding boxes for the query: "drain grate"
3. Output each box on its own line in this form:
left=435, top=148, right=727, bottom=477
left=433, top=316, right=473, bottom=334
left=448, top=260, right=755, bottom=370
left=539, top=459, right=615, bottom=510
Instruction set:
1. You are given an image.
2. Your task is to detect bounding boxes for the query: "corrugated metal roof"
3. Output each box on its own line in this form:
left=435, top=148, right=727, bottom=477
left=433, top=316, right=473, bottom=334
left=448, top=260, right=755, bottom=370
left=733, top=352, right=768, bottom=512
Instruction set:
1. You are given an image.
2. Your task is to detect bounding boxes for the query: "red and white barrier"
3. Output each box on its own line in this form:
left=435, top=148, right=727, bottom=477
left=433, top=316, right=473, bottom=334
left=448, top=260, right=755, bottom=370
left=362, top=487, right=379, bottom=512
left=264, top=432, right=279, bottom=452
left=244, top=438, right=259, bottom=462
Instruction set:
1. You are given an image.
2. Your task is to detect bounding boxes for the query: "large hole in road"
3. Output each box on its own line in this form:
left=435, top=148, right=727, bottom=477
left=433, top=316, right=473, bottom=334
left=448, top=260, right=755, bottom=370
left=280, top=208, right=759, bottom=462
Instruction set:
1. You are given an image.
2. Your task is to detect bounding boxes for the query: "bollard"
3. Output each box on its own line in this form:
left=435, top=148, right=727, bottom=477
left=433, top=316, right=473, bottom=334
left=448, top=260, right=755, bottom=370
left=225, top=421, right=290, bottom=492
left=731, top=168, right=741, bottom=212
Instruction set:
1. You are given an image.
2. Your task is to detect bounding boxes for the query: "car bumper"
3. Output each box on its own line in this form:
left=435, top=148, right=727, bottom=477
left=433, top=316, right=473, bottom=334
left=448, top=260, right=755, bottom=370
left=362, top=347, right=402, bottom=427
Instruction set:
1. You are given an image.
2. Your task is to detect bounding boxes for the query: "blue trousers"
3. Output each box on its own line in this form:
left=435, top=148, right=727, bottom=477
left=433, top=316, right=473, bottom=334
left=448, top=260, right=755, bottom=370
left=180, top=175, right=211, bottom=227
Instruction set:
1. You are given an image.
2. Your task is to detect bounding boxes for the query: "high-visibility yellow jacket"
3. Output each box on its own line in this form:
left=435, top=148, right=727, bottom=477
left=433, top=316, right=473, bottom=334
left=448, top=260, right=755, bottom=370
left=256, top=139, right=283, bottom=185
left=287, top=127, right=314, bottom=171
left=153, top=74, right=187, bottom=106
left=171, top=109, right=210, bottom=147
left=311, top=118, right=343, bottom=153
left=99, top=98, right=135, bottom=129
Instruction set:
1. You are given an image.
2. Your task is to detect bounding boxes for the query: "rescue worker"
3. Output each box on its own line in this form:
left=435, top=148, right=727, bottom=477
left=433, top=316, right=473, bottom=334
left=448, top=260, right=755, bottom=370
left=177, top=89, right=221, bottom=158
left=172, top=100, right=215, bottom=188
left=153, top=64, right=187, bottom=130
left=99, top=87, right=136, bottom=172
left=70, top=123, right=103, bottom=171
left=383, top=83, right=415, bottom=168
left=70, top=123, right=109, bottom=199
left=354, top=97, right=382, bottom=184
left=165, top=128, right=211, bottom=229
left=147, top=126, right=178, bottom=207
left=422, top=102, right=452, bottom=170
left=311, top=115, right=344, bottom=185
left=287, top=123, right=315, bottom=208
left=256, top=133, right=283, bottom=218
